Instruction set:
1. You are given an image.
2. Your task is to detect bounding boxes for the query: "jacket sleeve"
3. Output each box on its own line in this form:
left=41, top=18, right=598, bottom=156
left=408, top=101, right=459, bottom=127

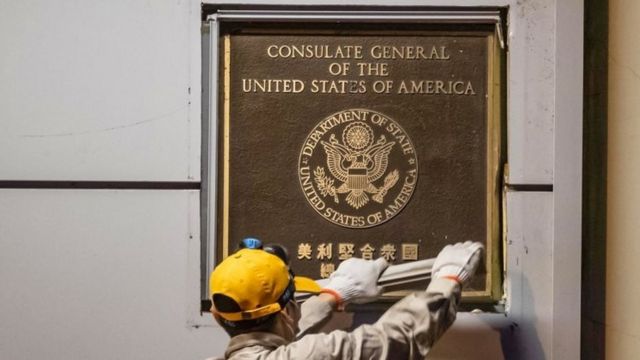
left=296, top=295, right=336, bottom=337
left=254, top=278, right=461, bottom=360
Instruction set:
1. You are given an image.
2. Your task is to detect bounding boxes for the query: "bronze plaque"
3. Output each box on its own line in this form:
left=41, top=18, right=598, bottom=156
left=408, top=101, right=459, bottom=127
left=217, top=24, right=502, bottom=299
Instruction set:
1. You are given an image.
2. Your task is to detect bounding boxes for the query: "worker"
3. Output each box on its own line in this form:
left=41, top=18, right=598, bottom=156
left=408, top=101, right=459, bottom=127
left=208, top=238, right=483, bottom=359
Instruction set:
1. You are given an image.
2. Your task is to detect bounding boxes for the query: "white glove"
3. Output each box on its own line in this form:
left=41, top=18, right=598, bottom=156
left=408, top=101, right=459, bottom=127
left=323, top=257, right=389, bottom=305
left=432, top=241, right=484, bottom=286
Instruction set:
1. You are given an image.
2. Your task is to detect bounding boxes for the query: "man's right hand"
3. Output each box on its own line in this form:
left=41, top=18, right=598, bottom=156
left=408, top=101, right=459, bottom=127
left=431, top=241, right=484, bottom=286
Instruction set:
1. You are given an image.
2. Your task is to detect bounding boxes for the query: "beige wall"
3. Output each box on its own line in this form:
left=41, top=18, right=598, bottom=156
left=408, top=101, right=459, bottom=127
left=607, top=0, right=640, bottom=358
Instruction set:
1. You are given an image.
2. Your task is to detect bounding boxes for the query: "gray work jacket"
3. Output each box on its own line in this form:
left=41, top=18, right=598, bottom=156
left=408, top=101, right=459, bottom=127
left=216, top=278, right=460, bottom=360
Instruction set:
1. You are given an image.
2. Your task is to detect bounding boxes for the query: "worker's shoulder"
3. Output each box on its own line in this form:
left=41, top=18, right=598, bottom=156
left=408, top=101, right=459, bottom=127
left=204, top=357, right=224, bottom=360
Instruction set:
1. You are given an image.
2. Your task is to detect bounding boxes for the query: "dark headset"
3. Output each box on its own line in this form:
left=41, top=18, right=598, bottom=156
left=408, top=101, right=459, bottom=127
left=239, top=237, right=296, bottom=303
left=239, top=237, right=292, bottom=271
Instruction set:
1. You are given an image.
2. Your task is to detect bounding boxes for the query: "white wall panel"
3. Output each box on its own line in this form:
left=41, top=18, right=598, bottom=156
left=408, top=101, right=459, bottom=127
left=552, top=1, right=583, bottom=358
left=504, top=191, right=554, bottom=359
left=0, top=0, right=201, bottom=181
left=506, top=0, right=556, bottom=184
left=0, top=190, right=226, bottom=360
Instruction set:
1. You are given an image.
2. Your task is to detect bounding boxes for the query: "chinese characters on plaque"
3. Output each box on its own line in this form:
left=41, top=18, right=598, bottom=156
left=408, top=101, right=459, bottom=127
left=298, top=241, right=418, bottom=278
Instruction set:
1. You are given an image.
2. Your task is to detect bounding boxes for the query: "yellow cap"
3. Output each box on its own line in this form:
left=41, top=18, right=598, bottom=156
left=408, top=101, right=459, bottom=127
left=210, top=248, right=321, bottom=322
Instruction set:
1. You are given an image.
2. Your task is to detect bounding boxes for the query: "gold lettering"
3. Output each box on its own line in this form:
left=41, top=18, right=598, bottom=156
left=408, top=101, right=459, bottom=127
left=369, top=45, right=450, bottom=60
left=299, top=166, right=325, bottom=211
left=465, top=82, right=476, bottom=95
left=320, top=263, right=336, bottom=278
left=396, top=80, right=476, bottom=96
left=440, top=46, right=450, bottom=59
left=397, top=80, right=408, bottom=94
left=356, top=62, right=389, bottom=76
left=426, top=81, right=435, bottom=94
left=267, top=45, right=278, bottom=58
left=430, top=46, right=440, bottom=59
left=338, top=243, right=355, bottom=260
left=241, top=79, right=304, bottom=93
left=401, top=244, right=419, bottom=261
left=310, top=80, right=366, bottom=94
left=323, top=207, right=366, bottom=227
left=380, top=244, right=397, bottom=261
left=265, top=44, right=364, bottom=59
left=297, top=243, right=312, bottom=260
left=405, top=169, right=417, bottom=185
left=291, top=45, right=305, bottom=58
left=370, top=45, right=382, bottom=59
left=384, top=175, right=416, bottom=217
left=410, top=81, right=424, bottom=93
left=360, top=243, right=375, bottom=260
left=317, top=243, right=333, bottom=260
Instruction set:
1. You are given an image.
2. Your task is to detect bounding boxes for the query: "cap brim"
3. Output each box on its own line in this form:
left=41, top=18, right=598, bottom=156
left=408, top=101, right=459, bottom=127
left=294, top=276, right=322, bottom=293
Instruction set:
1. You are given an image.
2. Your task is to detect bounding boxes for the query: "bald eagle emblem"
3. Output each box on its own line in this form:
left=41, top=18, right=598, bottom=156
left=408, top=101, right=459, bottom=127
left=314, top=121, right=400, bottom=209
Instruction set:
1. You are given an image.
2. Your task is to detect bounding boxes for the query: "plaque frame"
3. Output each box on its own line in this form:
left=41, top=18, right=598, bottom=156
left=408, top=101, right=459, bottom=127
left=202, top=9, right=506, bottom=304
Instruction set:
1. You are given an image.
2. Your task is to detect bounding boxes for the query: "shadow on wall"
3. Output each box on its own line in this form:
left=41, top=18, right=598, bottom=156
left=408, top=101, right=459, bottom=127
left=499, top=276, right=547, bottom=360
left=427, top=312, right=505, bottom=359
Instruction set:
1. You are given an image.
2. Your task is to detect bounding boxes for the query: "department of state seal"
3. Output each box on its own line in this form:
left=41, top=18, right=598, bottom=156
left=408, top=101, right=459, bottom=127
left=298, top=109, right=418, bottom=228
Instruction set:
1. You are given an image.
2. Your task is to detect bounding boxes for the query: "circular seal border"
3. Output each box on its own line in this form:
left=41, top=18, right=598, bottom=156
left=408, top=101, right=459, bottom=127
left=297, top=108, right=419, bottom=229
